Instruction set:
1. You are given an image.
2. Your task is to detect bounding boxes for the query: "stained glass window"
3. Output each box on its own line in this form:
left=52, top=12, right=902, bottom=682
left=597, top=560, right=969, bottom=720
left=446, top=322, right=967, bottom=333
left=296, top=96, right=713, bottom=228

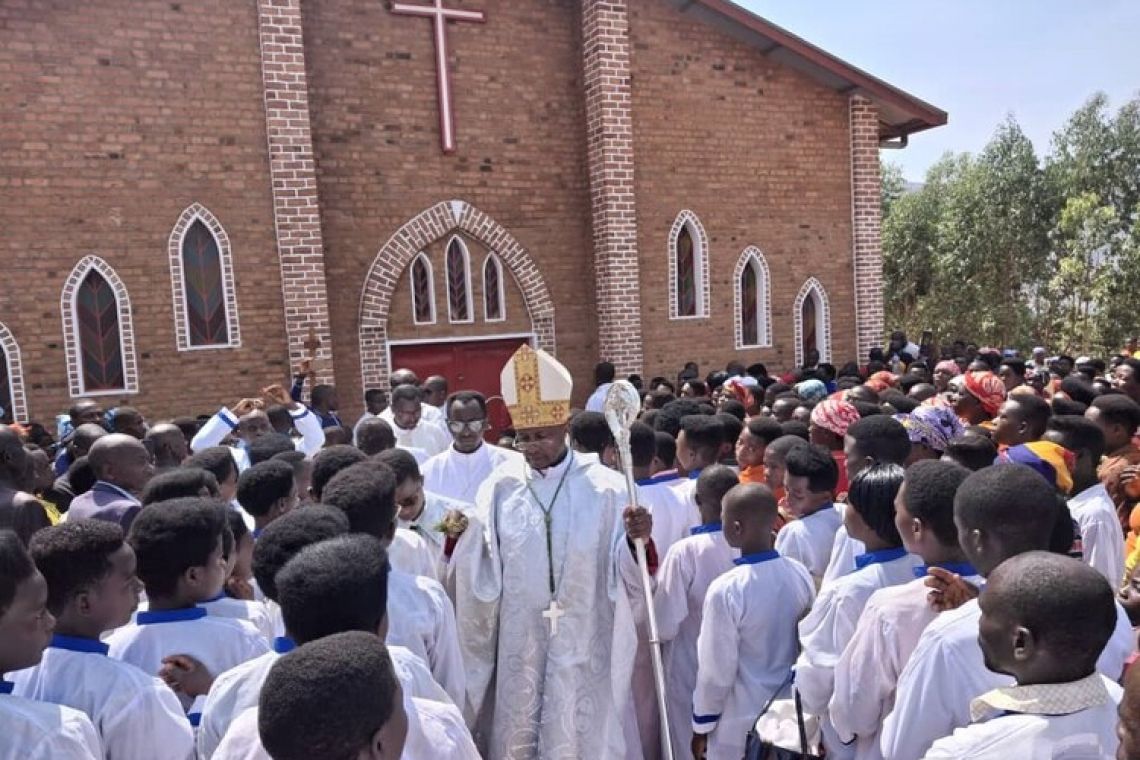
left=676, top=227, right=697, bottom=317
left=446, top=238, right=471, bottom=322
left=802, top=292, right=818, bottom=365
left=740, top=263, right=758, bottom=346
left=0, top=349, right=11, bottom=424
left=411, top=254, right=434, bottom=324
left=483, top=255, right=504, bottom=321
left=182, top=220, right=230, bottom=346
left=76, top=269, right=126, bottom=391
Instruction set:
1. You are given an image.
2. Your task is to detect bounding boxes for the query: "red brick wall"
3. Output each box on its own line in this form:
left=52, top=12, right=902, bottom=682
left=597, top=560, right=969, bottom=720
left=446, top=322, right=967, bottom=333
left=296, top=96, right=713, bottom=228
left=850, top=95, right=885, bottom=360
left=627, top=0, right=858, bottom=380
left=0, top=0, right=288, bottom=423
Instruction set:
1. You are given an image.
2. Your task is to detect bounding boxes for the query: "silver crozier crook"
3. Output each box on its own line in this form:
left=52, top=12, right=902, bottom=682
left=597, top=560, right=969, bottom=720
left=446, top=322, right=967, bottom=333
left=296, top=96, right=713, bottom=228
left=604, top=380, right=675, bottom=760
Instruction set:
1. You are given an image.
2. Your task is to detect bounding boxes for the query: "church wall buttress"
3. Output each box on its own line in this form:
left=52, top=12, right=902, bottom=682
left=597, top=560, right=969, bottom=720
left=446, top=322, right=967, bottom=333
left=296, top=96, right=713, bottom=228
left=850, top=95, right=885, bottom=361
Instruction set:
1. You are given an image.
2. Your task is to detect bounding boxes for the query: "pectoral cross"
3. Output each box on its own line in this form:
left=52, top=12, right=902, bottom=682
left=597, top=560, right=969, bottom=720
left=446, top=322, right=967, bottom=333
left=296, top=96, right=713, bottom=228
left=542, top=600, right=564, bottom=635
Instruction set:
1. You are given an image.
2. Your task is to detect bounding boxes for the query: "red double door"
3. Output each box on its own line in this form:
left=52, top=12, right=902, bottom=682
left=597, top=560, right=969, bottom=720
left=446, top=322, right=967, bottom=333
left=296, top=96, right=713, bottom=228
left=389, top=336, right=531, bottom=440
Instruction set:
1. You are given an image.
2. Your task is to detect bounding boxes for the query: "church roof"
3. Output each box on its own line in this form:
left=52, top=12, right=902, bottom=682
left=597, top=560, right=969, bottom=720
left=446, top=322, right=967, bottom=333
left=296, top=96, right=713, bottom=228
left=671, top=0, right=948, bottom=140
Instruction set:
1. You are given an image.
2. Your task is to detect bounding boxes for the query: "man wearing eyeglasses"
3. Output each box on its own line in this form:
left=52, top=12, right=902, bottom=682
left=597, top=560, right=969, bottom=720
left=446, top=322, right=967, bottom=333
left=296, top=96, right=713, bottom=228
left=421, top=391, right=522, bottom=509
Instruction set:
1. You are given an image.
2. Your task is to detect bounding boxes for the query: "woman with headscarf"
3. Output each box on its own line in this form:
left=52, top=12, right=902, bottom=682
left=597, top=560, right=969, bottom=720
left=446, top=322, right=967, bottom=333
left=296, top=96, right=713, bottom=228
left=896, top=404, right=965, bottom=466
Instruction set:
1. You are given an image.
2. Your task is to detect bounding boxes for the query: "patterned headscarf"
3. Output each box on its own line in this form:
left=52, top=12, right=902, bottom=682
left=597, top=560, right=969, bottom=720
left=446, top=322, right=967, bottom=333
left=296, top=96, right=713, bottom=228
left=810, top=399, right=861, bottom=438
left=997, top=441, right=1076, bottom=495
left=897, top=405, right=965, bottom=453
left=963, top=370, right=1007, bottom=417
left=866, top=371, right=898, bottom=394
left=935, top=360, right=961, bottom=377
left=794, top=378, right=828, bottom=404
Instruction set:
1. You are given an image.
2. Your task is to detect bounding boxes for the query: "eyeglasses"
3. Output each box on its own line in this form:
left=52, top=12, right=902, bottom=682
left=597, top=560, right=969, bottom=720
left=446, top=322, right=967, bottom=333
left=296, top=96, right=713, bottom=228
left=447, top=419, right=488, bottom=434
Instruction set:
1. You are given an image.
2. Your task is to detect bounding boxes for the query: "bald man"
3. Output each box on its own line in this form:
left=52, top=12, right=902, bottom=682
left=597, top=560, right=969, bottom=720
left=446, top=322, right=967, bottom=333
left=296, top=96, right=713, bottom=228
left=67, top=434, right=154, bottom=530
left=145, top=423, right=189, bottom=472
left=0, top=427, right=50, bottom=543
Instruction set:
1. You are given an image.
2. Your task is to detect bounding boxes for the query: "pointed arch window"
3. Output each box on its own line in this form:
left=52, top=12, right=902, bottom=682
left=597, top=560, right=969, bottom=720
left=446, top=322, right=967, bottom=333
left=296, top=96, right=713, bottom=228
left=668, top=211, right=710, bottom=319
left=0, top=322, right=25, bottom=424
left=445, top=237, right=473, bottom=323
left=735, top=247, right=772, bottom=349
left=0, top=347, right=9, bottom=424
left=483, top=254, right=505, bottom=322
left=793, top=277, right=833, bottom=367
left=62, top=257, right=138, bottom=397
left=410, top=253, right=436, bottom=325
left=169, top=204, right=240, bottom=351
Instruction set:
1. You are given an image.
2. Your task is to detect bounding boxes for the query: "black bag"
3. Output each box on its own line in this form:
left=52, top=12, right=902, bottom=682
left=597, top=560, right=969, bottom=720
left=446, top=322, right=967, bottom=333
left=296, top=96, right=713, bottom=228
left=742, top=672, right=825, bottom=760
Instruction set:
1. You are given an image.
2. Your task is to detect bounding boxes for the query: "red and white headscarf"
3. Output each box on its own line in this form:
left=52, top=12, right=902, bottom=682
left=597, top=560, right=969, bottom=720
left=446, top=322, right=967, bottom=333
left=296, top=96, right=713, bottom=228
left=963, top=370, right=1006, bottom=417
left=809, top=399, right=861, bottom=438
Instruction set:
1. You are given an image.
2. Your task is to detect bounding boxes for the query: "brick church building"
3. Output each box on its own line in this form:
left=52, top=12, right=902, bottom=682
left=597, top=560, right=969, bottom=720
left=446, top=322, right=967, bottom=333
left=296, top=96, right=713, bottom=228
left=0, top=0, right=945, bottom=424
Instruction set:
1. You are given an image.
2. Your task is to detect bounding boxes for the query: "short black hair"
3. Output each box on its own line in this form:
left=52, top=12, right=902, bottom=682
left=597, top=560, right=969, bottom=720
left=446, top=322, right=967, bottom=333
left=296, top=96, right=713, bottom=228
left=355, top=418, right=395, bottom=457
left=265, top=406, right=293, bottom=435
left=1046, top=415, right=1106, bottom=462
left=943, top=434, right=998, bottom=471
left=629, top=422, right=656, bottom=469
left=321, top=462, right=397, bottom=539
left=252, top=506, right=350, bottom=601
left=0, top=530, right=37, bottom=616
left=847, top=463, right=905, bottom=546
left=684, top=379, right=709, bottom=397
left=1008, top=394, right=1052, bottom=439
left=127, top=497, right=227, bottom=597
left=259, top=631, right=400, bottom=760
left=880, top=390, right=918, bottom=414
left=718, top=399, right=746, bottom=421
left=595, top=362, right=616, bottom=385
left=373, top=448, right=421, bottom=485
left=784, top=444, right=839, bottom=493
left=224, top=509, right=248, bottom=558
left=679, top=415, right=724, bottom=459
left=277, top=535, right=390, bottom=644
left=696, top=465, right=741, bottom=505
left=141, top=468, right=219, bottom=506
left=1051, top=397, right=1088, bottom=416
left=715, top=413, right=743, bottom=449
left=846, top=415, right=911, bottom=465
left=767, top=435, right=809, bottom=461
left=987, top=551, right=1115, bottom=673
left=1060, top=376, right=1098, bottom=406
left=444, top=390, right=487, bottom=419
left=364, top=388, right=387, bottom=405
left=1000, top=358, right=1026, bottom=377
left=28, top=521, right=124, bottom=615
left=745, top=417, right=783, bottom=445
left=184, top=447, right=237, bottom=486
left=235, top=460, right=296, bottom=518
left=1091, top=394, right=1140, bottom=434
left=653, top=399, right=701, bottom=437
left=954, top=464, right=1056, bottom=555
left=272, top=450, right=306, bottom=467
left=390, top=384, right=421, bottom=405
left=654, top=431, right=676, bottom=469
left=852, top=400, right=884, bottom=418
left=311, top=385, right=336, bottom=408
left=569, top=411, right=613, bottom=455
left=310, top=445, right=367, bottom=501
left=67, top=456, right=98, bottom=497
left=248, top=434, right=296, bottom=466
left=902, top=459, right=970, bottom=546
left=779, top=420, right=810, bottom=442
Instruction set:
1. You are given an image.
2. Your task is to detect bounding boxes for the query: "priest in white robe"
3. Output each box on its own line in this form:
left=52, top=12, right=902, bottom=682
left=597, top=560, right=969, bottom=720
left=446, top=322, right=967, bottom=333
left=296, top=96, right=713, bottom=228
left=450, top=345, right=655, bottom=760
left=380, top=385, right=450, bottom=458
left=421, top=391, right=523, bottom=509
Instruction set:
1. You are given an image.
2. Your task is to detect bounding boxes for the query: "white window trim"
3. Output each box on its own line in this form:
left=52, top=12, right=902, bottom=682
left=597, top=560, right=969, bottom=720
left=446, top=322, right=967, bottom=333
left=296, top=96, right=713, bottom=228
left=60, top=255, right=139, bottom=397
left=409, top=252, right=437, bottom=325
left=444, top=235, right=475, bottom=324
left=667, top=210, right=710, bottom=320
left=734, top=246, right=772, bottom=349
left=482, top=253, right=506, bottom=323
left=168, top=203, right=241, bottom=351
left=0, top=322, right=28, bottom=423
left=793, top=277, right=833, bottom=367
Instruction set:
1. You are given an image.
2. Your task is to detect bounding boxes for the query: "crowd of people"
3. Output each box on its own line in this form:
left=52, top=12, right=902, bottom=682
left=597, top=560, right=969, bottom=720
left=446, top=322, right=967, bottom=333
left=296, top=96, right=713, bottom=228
left=5, top=331, right=1140, bottom=759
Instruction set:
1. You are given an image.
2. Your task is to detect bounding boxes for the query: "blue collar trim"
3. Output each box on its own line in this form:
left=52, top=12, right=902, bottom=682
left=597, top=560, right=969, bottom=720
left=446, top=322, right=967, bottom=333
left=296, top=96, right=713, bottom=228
left=50, top=634, right=109, bottom=655
left=251, top=528, right=263, bottom=540
left=687, top=468, right=704, bottom=480
left=690, top=522, right=723, bottom=535
left=636, top=471, right=683, bottom=487
left=0, top=681, right=12, bottom=694
left=136, top=607, right=207, bottom=625
left=273, top=637, right=296, bottom=654
left=914, top=561, right=978, bottom=578
left=854, top=547, right=909, bottom=570
left=202, top=591, right=226, bottom=603
left=734, top=550, right=780, bottom=566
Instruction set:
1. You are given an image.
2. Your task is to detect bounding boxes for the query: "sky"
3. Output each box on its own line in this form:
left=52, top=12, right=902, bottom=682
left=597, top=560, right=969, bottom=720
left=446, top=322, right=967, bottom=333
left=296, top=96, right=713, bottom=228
left=735, top=0, right=1140, bottom=181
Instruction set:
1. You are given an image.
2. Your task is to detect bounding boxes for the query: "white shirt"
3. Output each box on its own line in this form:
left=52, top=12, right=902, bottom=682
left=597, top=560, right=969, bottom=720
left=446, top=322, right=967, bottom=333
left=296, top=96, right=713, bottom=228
left=0, top=690, right=102, bottom=760
left=9, top=637, right=194, bottom=760
left=199, top=596, right=275, bottom=644
left=821, top=510, right=865, bottom=587
left=774, top=504, right=843, bottom=582
left=397, top=492, right=469, bottom=582
left=379, top=408, right=451, bottom=458
left=795, top=548, right=919, bottom=760
left=692, top=552, right=816, bottom=760
left=585, top=383, right=613, bottom=412
left=190, top=406, right=325, bottom=471
left=830, top=565, right=984, bottom=760
left=638, top=472, right=700, bottom=559
left=209, top=707, right=268, bottom=760
left=421, top=443, right=524, bottom=508
left=1069, top=483, right=1126, bottom=585
left=386, top=569, right=465, bottom=708
left=922, top=675, right=1122, bottom=759
left=389, top=527, right=439, bottom=580
left=880, top=597, right=1134, bottom=760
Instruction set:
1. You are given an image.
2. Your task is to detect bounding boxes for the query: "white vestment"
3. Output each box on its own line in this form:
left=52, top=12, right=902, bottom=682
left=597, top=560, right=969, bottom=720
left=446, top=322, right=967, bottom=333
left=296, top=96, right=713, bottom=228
left=210, top=708, right=268, bottom=760
left=821, top=513, right=865, bottom=587
left=638, top=472, right=700, bottom=559
left=389, top=527, right=439, bottom=580
left=1069, top=483, right=1126, bottom=585
left=653, top=525, right=739, bottom=760
left=794, top=549, right=918, bottom=759
left=585, top=383, right=612, bottom=412
left=880, top=597, right=1134, bottom=760
left=692, top=552, right=815, bottom=760
left=0, top=691, right=101, bottom=760
left=830, top=566, right=983, bottom=760
left=450, top=451, right=644, bottom=759
left=8, top=638, right=194, bottom=760
left=773, top=505, right=843, bottom=582
left=198, top=596, right=275, bottom=644
left=191, top=406, right=325, bottom=471
left=379, top=409, right=451, bottom=458
left=422, top=443, right=524, bottom=509
left=397, top=491, right=471, bottom=581
left=385, top=568, right=465, bottom=708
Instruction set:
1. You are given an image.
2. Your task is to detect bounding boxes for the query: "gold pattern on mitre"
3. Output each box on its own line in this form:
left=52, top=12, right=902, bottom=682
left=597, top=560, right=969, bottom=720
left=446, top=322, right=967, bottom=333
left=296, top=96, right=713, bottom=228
left=500, top=345, right=572, bottom=430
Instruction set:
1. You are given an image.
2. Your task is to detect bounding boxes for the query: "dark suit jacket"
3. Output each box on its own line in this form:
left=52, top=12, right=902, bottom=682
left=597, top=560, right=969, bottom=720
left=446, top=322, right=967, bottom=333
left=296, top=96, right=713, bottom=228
left=67, top=481, right=142, bottom=531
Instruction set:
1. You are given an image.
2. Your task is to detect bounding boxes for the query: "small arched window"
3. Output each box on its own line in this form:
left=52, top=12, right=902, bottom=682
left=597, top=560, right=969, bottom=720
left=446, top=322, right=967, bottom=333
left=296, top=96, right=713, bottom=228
left=410, top=253, right=436, bottom=325
left=483, top=254, right=505, bottom=322
left=0, top=322, right=24, bottom=424
left=445, top=237, right=473, bottom=323
left=76, top=268, right=127, bottom=392
left=735, top=247, right=772, bottom=349
left=676, top=228, right=697, bottom=317
left=182, top=220, right=230, bottom=347
left=793, top=277, right=833, bottom=367
left=668, top=211, right=709, bottom=319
